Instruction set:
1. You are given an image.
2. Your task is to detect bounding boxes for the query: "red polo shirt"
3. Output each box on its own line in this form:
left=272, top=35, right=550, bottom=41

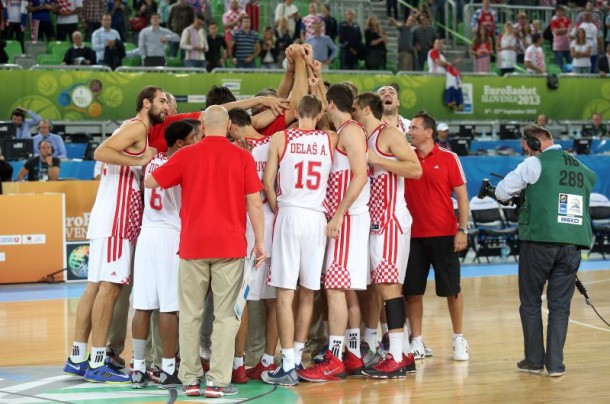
left=148, top=112, right=201, bottom=153
left=152, top=136, right=263, bottom=259
left=404, top=144, right=466, bottom=238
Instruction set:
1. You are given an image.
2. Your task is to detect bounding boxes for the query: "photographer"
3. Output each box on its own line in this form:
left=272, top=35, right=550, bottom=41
left=495, top=124, right=596, bottom=377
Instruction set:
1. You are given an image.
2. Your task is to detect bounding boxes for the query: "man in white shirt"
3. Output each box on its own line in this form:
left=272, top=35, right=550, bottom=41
left=56, top=0, right=83, bottom=41
left=274, top=0, right=299, bottom=36
left=524, top=33, right=546, bottom=74
left=92, top=14, right=122, bottom=66
left=139, top=13, right=180, bottom=66
left=180, top=13, right=209, bottom=68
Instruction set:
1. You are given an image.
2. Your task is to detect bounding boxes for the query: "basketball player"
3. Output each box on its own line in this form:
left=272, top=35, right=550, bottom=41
left=261, top=95, right=336, bottom=386
left=130, top=120, right=201, bottom=389
left=297, top=83, right=370, bottom=382
left=226, top=108, right=279, bottom=382
left=353, top=92, right=421, bottom=379
left=63, top=86, right=165, bottom=383
left=378, top=84, right=410, bottom=137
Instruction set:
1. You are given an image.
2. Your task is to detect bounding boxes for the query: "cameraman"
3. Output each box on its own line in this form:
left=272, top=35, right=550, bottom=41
left=495, top=124, right=596, bottom=377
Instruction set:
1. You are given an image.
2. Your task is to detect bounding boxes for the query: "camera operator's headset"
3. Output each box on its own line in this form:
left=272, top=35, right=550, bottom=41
left=521, top=130, right=541, bottom=152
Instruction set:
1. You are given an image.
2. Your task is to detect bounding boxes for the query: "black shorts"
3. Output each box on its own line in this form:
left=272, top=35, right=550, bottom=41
left=35, top=21, right=55, bottom=41
left=403, top=236, right=461, bottom=297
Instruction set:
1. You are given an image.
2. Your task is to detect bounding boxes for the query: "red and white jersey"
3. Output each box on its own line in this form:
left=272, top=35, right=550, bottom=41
left=427, top=48, right=447, bottom=74
left=87, top=118, right=146, bottom=243
left=383, top=115, right=411, bottom=136
left=141, top=152, right=181, bottom=232
left=277, top=128, right=333, bottom=212
left=324, top=120, right=370, bottom=218
left=368, top=123, right=407, bottom=235
left=246, top=135, right=273, bottom=216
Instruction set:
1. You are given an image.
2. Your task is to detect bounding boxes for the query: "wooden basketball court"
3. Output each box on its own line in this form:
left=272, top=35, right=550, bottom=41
left=1, top=263, right=609, bottom=403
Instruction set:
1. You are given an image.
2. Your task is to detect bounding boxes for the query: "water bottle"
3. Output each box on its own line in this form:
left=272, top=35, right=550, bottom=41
left=576, top=128, right=582, bottom=138
left=500, top=241, right=509, bottom=263
left=492, top=127, right=498, bottom=139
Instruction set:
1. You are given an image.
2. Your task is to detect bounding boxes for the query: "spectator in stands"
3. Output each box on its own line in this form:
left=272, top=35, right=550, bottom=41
left=575, top=1, right=603, bottom=28
left=597, top=45, right=610, bottom=76
left=307, top=19, right=336, bottom=70
left=536, top=114, right=548, bottom=127
left=229, top=15, right=259, bottom=68
left=364, top=15, right=388, bottom=71
left=82, top=0, right=105, bottom=41
left=0, top=149, right=13, bottom=183
left=139, top=13, right=180, bottom=66
left=470, top=0, right=496, bottom=38
left=27, top=0, right=57, bottom=42
left=92, top=14, right=123, bottom=68
left=274, top=0, right=299, bottom=38
left=497, top=21, right=517, bottom=76
left=413, top=13, right=436, bottom=71
left=338, top=8, right=363, bottom=70
left=32, top=119, right=67, bottom=159
left=0, top=40, right=7, bottom=64
left=436, top=122, right=451, bottom=150
left=135, top=0, right=157, bottom=24
left=275, top=17, right=293, bottom=67
left=11, top=108, right=42, bottom=139
left=524, top=33, right=546, bottom=74
left=55, top=0, right=83, bottom=42
left=589, top=112, right=609, bottom=137
left=167, top=0, right=194, bottom=57
left=472, top=23, right=492, bottom=73
left=223, top=0, right=248, bottom=46
left=260, top=26, right=279, bottom=69
left=571, top=27, right=593, bottom=74
left=205, top=21, right=226, bottom=72
left=551, top=5, right=572, bottom=71
left=300, top=2, right=324, bottom=42
left=428, top=38, right=458, bottom=74
left=158, top=0, right=170, bottom=26
left=4, top=0, right=27, bottom=51
left=180, top=13, right=208, bottom=68
left=108, top=0, right=130, bottom=41
left=514, top=12, right=534, bottom=65
left=320, top=3, right=337, bottom=42
left=573, top=11, right=604, bottom=73
left=389, top=14, right=416, bottom=72
left=63, top=31, right=97, bottom=65
left=18, top=140, right=61, bottom=181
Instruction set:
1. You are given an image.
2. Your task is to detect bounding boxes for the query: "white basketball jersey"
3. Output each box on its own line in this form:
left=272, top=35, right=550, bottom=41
left=246, top=135, right=273, bottom=216
left=277, top=128, right=333, bottom=212
left=141, top=152, right=181, bottom=232
left=87, top=118, right=146, bottom=243
left=368, top=123, right=407, bottom=235
left=324, top=120, right=370, bottom=218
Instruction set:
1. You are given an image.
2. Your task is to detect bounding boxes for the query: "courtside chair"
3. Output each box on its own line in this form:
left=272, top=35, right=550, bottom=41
left=589, top=192, right=610, bottom=259
left=470, top=196, right=518, bottom=263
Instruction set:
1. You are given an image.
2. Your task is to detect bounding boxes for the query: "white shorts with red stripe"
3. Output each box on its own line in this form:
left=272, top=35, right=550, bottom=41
left=369, top=210, right=412, bottom=285
left=246, top=209, right=276, bottom=300
left=324, top=212, right=370, bottom=290
left=267, top=207, right=327, bottom=290
left=132, top=228, right=180, bottom=312
left=88, top=237, right=133, bottom=285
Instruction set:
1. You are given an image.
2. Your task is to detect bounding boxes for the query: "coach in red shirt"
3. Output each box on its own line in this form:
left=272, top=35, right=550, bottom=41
left=403, top=111, right=471, bottom=362
left=145, top=105, right=265, bottom=397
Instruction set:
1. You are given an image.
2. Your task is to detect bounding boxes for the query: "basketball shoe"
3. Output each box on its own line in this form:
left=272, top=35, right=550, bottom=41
left=343, top=350, right=365, bottom=376
left=297, top=351, right=347, bottom=382
left=362, top=353, right=415, bottom=379
left=130, top=370, right=150, bottom=389
left=246, top=361, right=277, bottom=380
left=232, top=365, right=248, bottom=384
left=63, top=355, right=89, bottom=377
left=84, top=364, right=130, bottom=384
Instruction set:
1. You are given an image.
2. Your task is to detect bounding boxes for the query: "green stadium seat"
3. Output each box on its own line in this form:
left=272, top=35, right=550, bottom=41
left=456, top=22, right=469, bottom=46
left=166, top=56, right=183, bottom=67
left=124, top=42, right=137, bottom=52
left=48, top=40, right=69, bottom=53
left=5, top=40, right=23, bottom=63
left=122, top=55, right=142, bottom=66
left=37, top=54, right=62, bottom=65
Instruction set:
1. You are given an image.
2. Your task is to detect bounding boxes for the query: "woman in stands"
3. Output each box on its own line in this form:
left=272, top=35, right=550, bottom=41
left=571, top=27, right=592, bottom=74
left=472, top=23, right=492, bottom=73
left=497, top=22, right=517, bottom=76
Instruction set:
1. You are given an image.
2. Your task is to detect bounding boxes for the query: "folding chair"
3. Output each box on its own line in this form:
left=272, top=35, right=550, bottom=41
left=470, top=196, right=518, bottom=263
left=589, top=193, right=610, bottom=259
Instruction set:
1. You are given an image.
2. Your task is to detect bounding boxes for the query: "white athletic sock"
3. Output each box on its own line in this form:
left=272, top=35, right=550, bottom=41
left=261, top=353, right=274, bottom=367
left=162, top=357, right=176, bottom=375
left=389, top=333, right=403, bottom=361
left=70, top=341, right=88, bottom=363
left=294, top=341, right=305, bottom=366
left=453, top=333, right=464, bottom=340
left=345, top=328, right=361, bottom=358
left=281, top=348, right=295, bottom=371
left=381, top=323, right=389, bottom=334
left=133, top=359, right=146, bottom=373
left=233, top=357, right=243, bottom=369
left=363, top=328, right=378, bottom=350
left=404, top=318, right=411, bottom=339
left=402, top=327, right=411, bottom=355
left=328, top=335, right=345, bottom=360
left=90, top=347, right=106, bottom=369
left=412, top=335, right=423, bottom=344
left=132, top=338, right=147, bottom=372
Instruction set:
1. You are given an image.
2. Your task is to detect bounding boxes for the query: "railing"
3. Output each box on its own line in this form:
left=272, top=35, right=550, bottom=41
left=29, top=64, right=113, bottom=72
left=212, top=67, right=285, bottom=74
left=114, top=66, right=207, bottom=73
left=0, top=64, right=23, bottom=70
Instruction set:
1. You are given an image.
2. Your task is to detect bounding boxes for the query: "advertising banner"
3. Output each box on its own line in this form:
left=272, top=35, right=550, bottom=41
left=1, top=71, right=608, bottom=122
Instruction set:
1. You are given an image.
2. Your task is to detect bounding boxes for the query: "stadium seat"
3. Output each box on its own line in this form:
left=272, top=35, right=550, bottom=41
left=37, top=54, right=62, bottom=65
left=48, top=41, right=71, bottom=58
left=166, top=56, right=183, bottom=67
left=122, top=55, right=142, bottom=66
left=124, top=42, right=137, bottom=53
left=14, top=54, right=37, bottom=69
left=5, top=40, right=23, bottom=62
left=25, top=41, right=47, bottom=58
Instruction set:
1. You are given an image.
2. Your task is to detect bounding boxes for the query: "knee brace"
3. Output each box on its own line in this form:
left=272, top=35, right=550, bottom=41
left=385, top=297, right=406, bottom=330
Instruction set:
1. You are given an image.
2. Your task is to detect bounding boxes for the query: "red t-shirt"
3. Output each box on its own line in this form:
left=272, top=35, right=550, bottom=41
left=404, top=144, right=466, bottom=238
left=152, top=136, right=263, bottom=259
left=148, top=112, right=201, bottom=153
left=260, top=112, right=287, bottom=137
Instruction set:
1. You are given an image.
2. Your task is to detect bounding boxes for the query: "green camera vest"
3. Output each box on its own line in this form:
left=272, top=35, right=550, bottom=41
left=518, top=149, right=596, bottom=248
